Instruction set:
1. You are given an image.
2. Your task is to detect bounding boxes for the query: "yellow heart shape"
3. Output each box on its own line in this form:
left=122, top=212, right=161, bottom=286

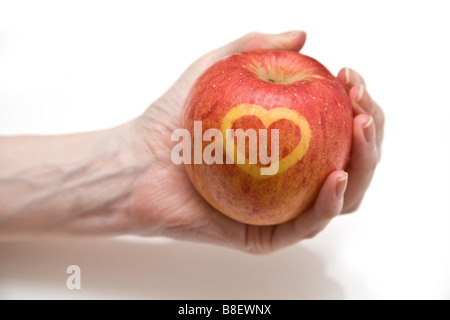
left=220, top=104, right=311, bottom=178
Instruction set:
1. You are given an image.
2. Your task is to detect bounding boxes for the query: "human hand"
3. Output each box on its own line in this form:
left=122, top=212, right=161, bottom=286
left=127, top=31, right=384, bottom=253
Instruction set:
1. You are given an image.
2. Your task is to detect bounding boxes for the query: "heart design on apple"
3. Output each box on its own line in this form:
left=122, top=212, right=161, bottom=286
left=220, top=104, right=311, bottom=178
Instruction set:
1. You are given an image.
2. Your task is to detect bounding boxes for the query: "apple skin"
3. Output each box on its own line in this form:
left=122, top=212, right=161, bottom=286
left=182, top=50, right=352, bottom=225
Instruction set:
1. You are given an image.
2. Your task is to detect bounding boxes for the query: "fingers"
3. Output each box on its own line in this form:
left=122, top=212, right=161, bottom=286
left=337, top=67, right=366, bottom=90
left=298, top=170, right=348, bottom=237
left=342, top=114, right=378, bottom=213
left=338, top=68, right=385, bottom=152
left=270, top=170, right=347, bottom=251
left=349, top=85, right=385, bottom=153
left=336, top=67, right=384, bottom=213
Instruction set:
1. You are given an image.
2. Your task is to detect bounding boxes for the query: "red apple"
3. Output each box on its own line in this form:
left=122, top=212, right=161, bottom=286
left=181, top=50, right=352, bottom=225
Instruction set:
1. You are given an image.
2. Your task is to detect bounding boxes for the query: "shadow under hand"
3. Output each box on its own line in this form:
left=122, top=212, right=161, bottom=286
left=0, top=238, right=343, bottom=299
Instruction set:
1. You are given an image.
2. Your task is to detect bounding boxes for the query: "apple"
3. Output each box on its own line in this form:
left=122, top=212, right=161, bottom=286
left=181, top=50, right=352, bottom=225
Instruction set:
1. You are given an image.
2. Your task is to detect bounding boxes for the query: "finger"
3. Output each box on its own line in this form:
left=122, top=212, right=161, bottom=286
left=349, top=85, right=385, bottom=154
left=271, top=170, right=348, bottom=250
left=342, top=114, right=378, bottom=213
left=337, top=67, right=366, bottom=92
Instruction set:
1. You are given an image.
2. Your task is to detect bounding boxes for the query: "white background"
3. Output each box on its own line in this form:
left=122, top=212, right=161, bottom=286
left=0, top=0, right=449, bottom=300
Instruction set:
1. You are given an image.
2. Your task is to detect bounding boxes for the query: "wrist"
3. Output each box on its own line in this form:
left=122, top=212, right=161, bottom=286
left=58, top=119, right=152, bottom=236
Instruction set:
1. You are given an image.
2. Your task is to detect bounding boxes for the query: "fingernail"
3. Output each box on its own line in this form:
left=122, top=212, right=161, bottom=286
left=345, top=68, right=351, bottom=85
left=335, top=173, right=348, bottom=198
left=362, top=116, right=375, bottom=144
left=355, top=85, right=375, bottom=114
left=357, top=85, right=365, bottom=102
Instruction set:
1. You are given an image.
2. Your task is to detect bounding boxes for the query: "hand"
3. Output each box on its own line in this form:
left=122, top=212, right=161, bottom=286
left=127, top=31, right=385, bottom=254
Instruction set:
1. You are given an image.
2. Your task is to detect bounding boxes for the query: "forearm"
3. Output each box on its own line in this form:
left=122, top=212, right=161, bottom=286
left=0, top=121, right=146, bottom=240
